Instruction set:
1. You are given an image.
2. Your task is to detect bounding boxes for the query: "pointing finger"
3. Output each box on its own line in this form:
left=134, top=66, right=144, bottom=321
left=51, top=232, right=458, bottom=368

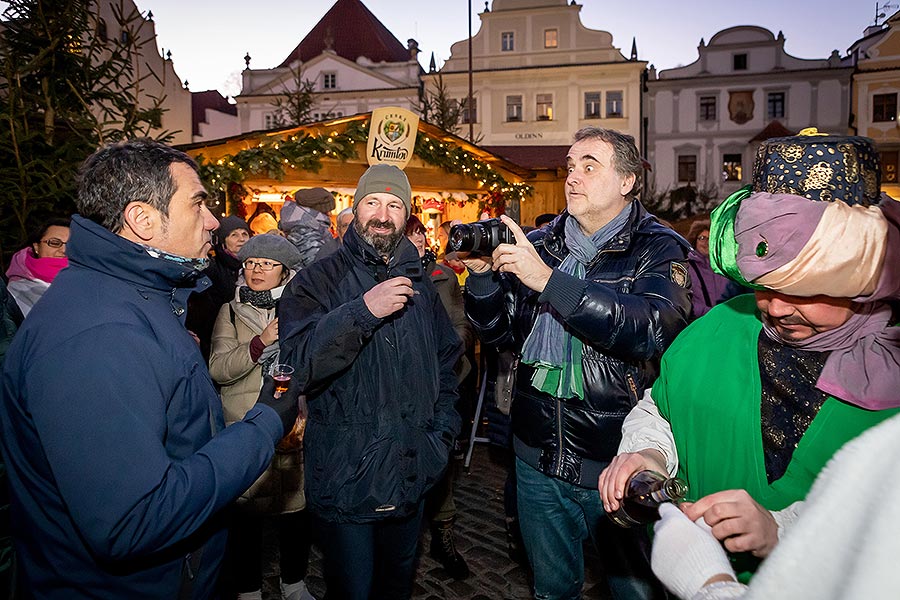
left=499, top=215, right=529, bottom=246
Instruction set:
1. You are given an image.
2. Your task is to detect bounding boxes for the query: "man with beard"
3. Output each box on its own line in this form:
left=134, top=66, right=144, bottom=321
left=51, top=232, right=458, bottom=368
left=278, top=164, right=462, bottom=600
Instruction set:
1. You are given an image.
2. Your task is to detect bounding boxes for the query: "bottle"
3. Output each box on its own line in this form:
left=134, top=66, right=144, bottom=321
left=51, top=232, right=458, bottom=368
left=607, top=470, right=688, bottom=528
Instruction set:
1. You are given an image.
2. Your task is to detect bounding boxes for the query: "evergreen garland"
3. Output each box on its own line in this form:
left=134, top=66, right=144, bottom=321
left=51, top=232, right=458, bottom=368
left=195, top=120, right=532, bottom=213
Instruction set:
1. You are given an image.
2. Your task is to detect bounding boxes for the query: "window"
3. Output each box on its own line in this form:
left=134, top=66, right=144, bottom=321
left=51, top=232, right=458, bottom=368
left=264, top=113, right=277, bottom=129
left=767, top=92, right=785, bottom=119
left=120, top=30, right=130, bottom=44
left=460, top=97, right=477, bottom=124
left=678, top=155, right=697, bottom=183
left=882, top=150, right=899, bottom=183
left=733, top=53, right=748, bottom=71
left=322, top=72, right=336, bottom=90
left=97, top=19, right=108, bottom=42
left=606, top=91, right=623, bottom=118
left=723, top=153, right=743, bottom=181
left=584, top=92, right=601, bottom=118
left=544, top=29, right=558, bottom=48
left=699, top=95, right=717, bottom=121
left=501, top=31, right=514, bottom=52
left=874, top=93, right=898, bottom=122
left=536, top=94, right=553, bottom=121
left=506, top=95, right=523, bottom=122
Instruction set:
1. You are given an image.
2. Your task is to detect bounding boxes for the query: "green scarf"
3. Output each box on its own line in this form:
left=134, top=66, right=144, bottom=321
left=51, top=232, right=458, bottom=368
left=521, top=204, right=632, bottom=399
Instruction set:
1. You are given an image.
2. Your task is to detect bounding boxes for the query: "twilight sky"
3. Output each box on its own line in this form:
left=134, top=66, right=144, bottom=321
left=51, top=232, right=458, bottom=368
left=1, top=1, right=887, bottom=96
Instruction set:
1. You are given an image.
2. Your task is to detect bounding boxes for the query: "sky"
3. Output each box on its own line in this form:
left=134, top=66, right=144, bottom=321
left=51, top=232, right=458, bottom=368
left=1, top=0, right=887, bottom=96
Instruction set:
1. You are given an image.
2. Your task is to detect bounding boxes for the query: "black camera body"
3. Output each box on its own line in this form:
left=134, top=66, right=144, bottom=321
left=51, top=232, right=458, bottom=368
left=448, top=218, right=514, bottom=255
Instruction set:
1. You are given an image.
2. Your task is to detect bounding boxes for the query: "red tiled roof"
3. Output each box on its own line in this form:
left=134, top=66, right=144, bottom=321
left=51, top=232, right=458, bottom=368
left=483, top=145, right=654, bottom=171
left=749, top=120, right=795, bottom=143
left=191, top=90, right=236, bottom=136
left=278, top=0, right=410, bottom=67
left=482, top=145, right=570, bottom=170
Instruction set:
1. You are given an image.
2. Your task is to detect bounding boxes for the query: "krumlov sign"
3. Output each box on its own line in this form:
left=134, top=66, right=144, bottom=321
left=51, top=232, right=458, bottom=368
left=367, top=107, right=419, bottom=170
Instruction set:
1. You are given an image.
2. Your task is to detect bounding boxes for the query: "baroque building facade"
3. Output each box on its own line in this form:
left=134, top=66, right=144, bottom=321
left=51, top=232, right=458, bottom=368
left=646, top=25, right=853, bottom=201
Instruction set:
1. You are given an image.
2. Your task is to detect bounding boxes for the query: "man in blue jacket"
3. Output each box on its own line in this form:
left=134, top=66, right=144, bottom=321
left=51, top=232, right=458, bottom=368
left=279, top=164, right=462, bottom=600
left=0, top=139, right=299, bottom=599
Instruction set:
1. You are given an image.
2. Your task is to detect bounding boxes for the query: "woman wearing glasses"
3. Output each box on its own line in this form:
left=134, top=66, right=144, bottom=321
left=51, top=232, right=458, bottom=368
left=208, top=234, right=314, bottom=600
left=5, top=217, right=70, bottom=317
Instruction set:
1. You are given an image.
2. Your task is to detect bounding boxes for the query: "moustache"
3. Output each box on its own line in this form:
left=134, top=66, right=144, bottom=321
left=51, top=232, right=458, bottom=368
left=364, top=219, right=396, bottom=232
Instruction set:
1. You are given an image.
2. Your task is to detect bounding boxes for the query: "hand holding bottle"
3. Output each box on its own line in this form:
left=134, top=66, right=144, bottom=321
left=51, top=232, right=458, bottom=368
left=598, top=448, right=669, bottom=513
left=606, top=469, right=687, bottom=527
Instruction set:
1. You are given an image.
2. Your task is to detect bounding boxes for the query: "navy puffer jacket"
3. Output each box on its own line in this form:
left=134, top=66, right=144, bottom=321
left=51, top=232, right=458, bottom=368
left=464, top=202, right=692, bottom=488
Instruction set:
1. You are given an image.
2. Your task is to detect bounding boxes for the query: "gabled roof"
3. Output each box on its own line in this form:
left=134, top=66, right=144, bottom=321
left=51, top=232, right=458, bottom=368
left=749, top=120, right=795, bottom=143
left=278, top=0, right=410, bottom=67
left=191, top=90, right=237, bottom=136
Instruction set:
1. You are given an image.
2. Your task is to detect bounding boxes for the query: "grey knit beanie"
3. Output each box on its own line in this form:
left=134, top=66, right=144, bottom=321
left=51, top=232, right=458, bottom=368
left=238, top=233, right=302, bottom=270
left=353, top=164, right=411, bottom=215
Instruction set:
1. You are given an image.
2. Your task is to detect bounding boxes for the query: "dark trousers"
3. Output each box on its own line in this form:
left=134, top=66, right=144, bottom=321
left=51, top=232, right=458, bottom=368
left=314, top=504, right=423, bottom=600
left=228, top=509, right=312, bottom=593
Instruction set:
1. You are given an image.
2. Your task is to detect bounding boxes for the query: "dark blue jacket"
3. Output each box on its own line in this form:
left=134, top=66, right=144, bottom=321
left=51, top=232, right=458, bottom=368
left=279, top=225, right=462, bottom=523
left=0, top=216, right=284, bottom=599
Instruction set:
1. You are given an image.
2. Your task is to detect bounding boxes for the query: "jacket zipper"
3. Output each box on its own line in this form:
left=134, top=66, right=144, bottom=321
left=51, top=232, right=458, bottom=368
left=626, top=373, right=639, bottom=404
left=555, top=398, right=565, bottom=477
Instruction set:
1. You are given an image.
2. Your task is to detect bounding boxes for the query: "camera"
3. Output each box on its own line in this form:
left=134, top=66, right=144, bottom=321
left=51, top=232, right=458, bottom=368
left=448, top=218, right=514, bottom=255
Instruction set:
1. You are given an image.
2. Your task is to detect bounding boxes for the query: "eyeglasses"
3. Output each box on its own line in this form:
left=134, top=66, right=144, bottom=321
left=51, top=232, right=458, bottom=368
left=696, top=235, right=709, bottom=242
left=40, top=238, right=67, bottom=248
left=243, top=259, right=280, bottom=271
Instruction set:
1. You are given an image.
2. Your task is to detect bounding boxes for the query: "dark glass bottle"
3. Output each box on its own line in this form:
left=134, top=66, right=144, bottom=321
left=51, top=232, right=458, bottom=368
left=608, top=470, right=688, bottom=528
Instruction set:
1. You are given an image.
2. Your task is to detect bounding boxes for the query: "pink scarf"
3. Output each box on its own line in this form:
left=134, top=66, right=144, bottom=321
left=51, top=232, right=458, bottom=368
left=24, top=252, right=68, bottom=283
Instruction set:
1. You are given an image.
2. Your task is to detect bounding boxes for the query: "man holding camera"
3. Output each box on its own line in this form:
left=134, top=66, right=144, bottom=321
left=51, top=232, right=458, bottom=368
left=462, top=127, right=691, bottom=599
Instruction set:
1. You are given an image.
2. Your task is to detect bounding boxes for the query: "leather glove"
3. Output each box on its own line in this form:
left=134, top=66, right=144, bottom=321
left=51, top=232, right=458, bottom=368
left=651, top=503, right=736, bottom=599
left=256, top=375, right=301, bottom=438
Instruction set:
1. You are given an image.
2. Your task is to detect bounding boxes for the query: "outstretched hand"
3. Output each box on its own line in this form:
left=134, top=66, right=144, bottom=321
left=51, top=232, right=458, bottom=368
left=682, top=489, right=779, bottom=558
left=491, top=215, right=553, bottom=292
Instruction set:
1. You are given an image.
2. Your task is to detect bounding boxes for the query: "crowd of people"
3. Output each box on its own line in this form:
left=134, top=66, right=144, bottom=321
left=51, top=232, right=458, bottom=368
left=0, top=124, right=897, bottom=600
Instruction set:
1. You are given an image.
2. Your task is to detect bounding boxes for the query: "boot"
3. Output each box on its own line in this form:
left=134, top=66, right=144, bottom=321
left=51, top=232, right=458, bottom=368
left=430, top=517, right=470, bottom=580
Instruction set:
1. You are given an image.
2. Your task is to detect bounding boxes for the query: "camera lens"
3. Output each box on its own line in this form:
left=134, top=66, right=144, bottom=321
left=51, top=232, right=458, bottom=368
left=449, top=224, right=477, bottom=253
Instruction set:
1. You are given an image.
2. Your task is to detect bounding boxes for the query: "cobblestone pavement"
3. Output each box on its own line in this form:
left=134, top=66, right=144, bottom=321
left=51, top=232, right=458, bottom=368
left=264, top=444, right=614, bottom=600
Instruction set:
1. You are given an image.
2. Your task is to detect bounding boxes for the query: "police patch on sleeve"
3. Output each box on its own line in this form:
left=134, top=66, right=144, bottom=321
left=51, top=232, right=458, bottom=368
left=670, top=262, right=688, bottom=288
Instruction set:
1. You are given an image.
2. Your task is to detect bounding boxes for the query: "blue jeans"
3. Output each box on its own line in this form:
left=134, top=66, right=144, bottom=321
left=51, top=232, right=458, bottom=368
left=313, top=504, right=423, bottom=600
left=516, top=458, right=665, bottom=600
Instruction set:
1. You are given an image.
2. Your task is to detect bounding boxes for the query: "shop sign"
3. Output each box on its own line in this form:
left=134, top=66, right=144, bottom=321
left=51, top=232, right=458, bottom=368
left=367, top=107, right=419, bottom=169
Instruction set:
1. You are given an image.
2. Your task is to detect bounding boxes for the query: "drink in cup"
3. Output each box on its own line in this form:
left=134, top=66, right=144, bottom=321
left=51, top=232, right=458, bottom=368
left=272, top=364, right=294, bottom=396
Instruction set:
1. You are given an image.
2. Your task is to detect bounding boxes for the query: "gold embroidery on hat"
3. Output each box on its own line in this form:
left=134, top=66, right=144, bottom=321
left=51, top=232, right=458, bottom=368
left=839, top=144, right=859, bottom=184
left=862, top=169, right=878, bottom=199
left=780, top=144, right=803, bottom=164
left=802, top=162, right=834, bottom=192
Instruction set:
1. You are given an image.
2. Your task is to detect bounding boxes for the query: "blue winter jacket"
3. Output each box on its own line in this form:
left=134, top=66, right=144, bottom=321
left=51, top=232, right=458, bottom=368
left=0, top=216, right=284, bottom=599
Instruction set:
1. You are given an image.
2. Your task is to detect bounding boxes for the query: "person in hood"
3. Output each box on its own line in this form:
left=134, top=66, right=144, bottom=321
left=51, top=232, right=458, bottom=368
left=280, top=187, right=340, bottom=268
left=5, top=217, right=70, bottom=317
left=0, top=138, right=300, bottom=599
left=279, top=164, right=462, bottom=600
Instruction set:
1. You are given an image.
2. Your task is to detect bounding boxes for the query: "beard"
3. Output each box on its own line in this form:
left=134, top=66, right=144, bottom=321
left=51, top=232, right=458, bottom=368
left=354, top=217, right=404, bottom=256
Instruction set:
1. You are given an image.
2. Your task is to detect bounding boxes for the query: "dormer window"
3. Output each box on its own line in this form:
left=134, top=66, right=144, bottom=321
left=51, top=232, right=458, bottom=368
left=501, top=32, right=514, bottom=52
left=733, top=53, right=748, bottom=71
left=544, top=29, right=558, bottom=49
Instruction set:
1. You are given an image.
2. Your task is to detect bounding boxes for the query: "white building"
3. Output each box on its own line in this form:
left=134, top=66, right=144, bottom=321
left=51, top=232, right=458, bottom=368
left=424, top=0, right=646, bottom=169
left=646, top=25, right=853, bottom=201
left=235, top=0, right=422, bottom=133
